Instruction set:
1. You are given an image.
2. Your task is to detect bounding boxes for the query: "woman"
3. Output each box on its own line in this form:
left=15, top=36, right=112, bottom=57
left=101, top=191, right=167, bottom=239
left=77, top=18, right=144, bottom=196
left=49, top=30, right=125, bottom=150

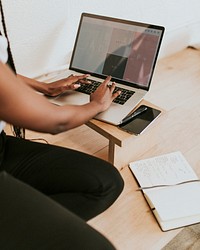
left=0, top=34, right=124, bottom=249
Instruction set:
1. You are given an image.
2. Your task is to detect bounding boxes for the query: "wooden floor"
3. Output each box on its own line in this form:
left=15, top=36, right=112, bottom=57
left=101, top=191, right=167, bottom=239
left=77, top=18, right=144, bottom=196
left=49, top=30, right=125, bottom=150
left=5, top=47, right=200, bottom=250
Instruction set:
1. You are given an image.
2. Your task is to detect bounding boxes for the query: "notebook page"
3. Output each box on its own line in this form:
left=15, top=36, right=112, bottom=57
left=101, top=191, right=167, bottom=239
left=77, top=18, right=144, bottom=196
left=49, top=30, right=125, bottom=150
left=129, top=151, right=198, bottom=188
left=145, top=182, right=200, bottom=221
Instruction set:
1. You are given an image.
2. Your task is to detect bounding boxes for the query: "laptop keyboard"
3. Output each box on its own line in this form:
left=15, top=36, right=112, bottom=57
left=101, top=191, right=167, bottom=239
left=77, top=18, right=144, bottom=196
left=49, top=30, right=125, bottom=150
left=76, top=79, right=135, bottom=105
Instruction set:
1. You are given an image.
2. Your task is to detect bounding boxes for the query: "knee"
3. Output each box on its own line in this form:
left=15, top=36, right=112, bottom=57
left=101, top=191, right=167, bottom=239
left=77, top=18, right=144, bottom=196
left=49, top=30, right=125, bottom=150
left=103, top=164, right=124, bottom=201
left=111, top=166, right=124, bottom=197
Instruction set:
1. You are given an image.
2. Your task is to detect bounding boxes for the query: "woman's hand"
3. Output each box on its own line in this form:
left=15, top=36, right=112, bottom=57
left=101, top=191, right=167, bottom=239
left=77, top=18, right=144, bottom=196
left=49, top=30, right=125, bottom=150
left=44, top=74, right=91, bottom=97
left=18, top=73, right=91, bottom=97
left=90, top=76, right=121, bottom=112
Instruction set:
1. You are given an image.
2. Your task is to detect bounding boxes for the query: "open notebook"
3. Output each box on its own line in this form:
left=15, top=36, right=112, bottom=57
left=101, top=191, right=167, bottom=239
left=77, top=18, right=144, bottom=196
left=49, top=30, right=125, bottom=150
left=129, top=151, right=200, bottom=231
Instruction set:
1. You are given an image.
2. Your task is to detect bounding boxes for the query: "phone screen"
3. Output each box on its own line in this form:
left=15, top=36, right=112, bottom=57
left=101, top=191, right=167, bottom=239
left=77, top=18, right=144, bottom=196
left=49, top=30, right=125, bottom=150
left=118, top=105, right=161, bottom=135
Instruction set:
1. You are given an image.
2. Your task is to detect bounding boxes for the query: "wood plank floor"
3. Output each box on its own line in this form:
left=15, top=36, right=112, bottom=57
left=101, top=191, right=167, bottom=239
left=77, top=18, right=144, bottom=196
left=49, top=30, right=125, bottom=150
left=5, top=47, right=200, bottom=250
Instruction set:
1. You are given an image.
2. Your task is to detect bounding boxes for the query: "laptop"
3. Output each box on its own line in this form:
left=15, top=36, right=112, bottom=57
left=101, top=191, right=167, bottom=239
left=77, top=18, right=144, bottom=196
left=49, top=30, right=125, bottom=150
left=50, top=13, right=165, bottom=125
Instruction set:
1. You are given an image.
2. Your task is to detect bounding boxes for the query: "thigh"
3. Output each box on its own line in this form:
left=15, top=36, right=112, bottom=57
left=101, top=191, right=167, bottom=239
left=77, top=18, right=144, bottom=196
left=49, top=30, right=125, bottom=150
left=1, top=135, right=123, bottom=195
left=1, top=134, right=124, bottom=220
left=0, top=172, right=116, bottom=250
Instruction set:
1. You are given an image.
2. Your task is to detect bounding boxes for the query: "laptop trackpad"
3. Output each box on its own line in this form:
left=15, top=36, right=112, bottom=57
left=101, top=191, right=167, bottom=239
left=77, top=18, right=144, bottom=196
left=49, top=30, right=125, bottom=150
left=47, top=91, right=90, bottom=106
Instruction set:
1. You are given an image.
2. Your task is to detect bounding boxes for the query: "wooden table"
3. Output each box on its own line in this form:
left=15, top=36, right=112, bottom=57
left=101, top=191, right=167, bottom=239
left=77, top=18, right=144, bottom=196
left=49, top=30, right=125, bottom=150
left=87, top=100, right=164, bottom=170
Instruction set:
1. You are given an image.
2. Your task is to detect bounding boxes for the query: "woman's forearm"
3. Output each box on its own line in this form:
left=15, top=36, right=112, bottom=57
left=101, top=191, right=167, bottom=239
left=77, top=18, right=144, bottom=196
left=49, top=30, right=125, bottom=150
left=17, top=74, right=48, bottom=94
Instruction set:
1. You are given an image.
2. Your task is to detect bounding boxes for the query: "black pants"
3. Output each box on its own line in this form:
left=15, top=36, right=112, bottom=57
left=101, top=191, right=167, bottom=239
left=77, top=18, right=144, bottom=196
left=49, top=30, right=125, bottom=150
left=0, top=131, right=124, bottom=249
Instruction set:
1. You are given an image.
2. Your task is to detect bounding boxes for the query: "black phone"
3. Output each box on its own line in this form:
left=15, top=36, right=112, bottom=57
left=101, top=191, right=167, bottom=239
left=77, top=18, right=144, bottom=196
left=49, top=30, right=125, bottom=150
left=118, top=105, right=161, bottom=135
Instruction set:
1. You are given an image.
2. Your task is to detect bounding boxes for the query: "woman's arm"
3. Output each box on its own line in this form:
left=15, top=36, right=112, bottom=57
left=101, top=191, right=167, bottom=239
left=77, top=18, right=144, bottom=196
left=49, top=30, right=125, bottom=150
left=0, top=62, right=119, bottom=134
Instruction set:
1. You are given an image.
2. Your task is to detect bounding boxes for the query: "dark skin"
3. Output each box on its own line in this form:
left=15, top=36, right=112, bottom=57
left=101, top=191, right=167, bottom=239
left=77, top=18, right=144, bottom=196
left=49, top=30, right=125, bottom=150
left=17, top=73, right=92, bottom=97
left=0, top=62, right=121, bottom=134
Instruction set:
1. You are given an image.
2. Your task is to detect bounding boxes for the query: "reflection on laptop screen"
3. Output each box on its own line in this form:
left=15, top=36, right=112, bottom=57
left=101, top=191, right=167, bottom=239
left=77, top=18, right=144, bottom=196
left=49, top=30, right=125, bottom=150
left=70, top=13, right=164, bottom=90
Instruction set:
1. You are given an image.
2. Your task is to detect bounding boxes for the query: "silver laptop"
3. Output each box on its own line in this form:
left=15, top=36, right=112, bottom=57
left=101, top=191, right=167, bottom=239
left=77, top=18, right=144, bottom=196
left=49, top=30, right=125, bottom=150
left=50, top=13, right=165, bottom=125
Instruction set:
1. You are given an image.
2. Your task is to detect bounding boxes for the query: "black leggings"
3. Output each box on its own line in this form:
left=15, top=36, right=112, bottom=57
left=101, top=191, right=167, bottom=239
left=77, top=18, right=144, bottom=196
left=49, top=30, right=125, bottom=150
left=0, top=131, right=124, bottom=249
left=0, top=171, right=117, bottom=250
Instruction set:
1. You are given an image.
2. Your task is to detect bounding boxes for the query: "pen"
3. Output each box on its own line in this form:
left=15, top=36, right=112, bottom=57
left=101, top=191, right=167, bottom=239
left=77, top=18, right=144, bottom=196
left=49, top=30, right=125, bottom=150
left=120, top=106, right=147, bottom=124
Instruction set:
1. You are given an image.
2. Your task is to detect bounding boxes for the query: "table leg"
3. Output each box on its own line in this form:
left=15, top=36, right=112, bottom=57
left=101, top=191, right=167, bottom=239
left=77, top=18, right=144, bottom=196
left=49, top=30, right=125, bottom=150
left=108, top=140, right=115, bottom=164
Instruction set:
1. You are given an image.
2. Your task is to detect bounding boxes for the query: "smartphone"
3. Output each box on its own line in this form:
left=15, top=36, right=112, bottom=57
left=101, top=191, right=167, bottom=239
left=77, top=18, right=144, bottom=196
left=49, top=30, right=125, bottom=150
left=118, top=105, right=161, bottom=135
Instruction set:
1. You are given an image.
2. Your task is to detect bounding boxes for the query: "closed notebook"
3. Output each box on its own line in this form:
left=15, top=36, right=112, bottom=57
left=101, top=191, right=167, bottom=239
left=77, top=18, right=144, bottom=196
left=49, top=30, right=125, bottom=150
left=129, top=151, right=200, bottom=231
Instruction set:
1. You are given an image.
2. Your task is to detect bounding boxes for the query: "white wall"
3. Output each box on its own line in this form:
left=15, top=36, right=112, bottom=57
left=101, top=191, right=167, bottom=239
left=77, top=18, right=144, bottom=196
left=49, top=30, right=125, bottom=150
left=1, top=0, right=200, bottom=77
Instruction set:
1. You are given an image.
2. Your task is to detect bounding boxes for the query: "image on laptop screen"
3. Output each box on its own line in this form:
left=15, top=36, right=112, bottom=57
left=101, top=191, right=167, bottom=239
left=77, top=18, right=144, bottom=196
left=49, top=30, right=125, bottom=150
left=70, top=13, right=164, bottom=90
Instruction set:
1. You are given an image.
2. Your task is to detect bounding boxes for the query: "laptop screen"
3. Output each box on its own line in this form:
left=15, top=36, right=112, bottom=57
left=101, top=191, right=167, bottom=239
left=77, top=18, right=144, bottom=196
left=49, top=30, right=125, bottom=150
left=70, top=13, right=164, bottom=90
